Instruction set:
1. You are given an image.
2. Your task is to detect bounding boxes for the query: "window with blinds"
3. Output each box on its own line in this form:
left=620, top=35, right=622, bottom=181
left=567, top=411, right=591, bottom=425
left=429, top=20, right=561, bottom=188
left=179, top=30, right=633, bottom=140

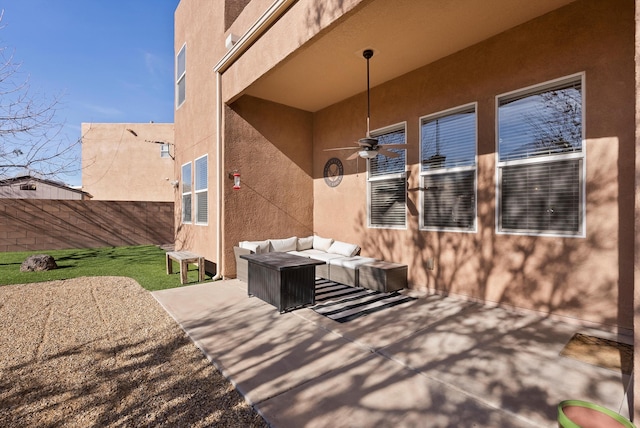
left=181, top=162, right=192, bottom=223
left=368, top=125, right=406, bottom=228
left=176, top=44, right=186, bottom=108
left=420, top=104, right=477, bottom=231
left=497, top=74, right=584, bottom=236
left=194, top=155, right=208, bottom=225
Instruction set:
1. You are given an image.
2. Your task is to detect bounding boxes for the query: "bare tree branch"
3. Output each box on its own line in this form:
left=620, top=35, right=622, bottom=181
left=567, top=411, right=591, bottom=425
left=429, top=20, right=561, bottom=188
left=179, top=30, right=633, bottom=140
left=0, top=10, right=79, bottom=180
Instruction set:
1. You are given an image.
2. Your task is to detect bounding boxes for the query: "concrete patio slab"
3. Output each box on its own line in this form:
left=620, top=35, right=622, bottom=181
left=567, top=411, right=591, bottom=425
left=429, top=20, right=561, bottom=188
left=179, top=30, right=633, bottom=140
left=152, top=279, right=633, bottom=427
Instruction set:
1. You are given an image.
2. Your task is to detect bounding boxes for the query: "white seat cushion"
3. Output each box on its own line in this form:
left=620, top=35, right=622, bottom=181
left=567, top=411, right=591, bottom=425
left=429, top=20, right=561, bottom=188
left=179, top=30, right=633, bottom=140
left=329, top=257, right=377, bottom=269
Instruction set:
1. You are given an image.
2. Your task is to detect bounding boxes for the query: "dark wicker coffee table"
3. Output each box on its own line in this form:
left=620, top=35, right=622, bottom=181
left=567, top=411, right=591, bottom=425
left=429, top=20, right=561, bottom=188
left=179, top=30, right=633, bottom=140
left=240, top=252, right=325, bottom=313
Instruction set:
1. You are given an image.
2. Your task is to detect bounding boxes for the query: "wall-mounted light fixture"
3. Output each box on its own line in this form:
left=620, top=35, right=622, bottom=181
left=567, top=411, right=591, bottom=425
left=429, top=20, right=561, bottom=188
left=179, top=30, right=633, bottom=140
left=228, top=170, right=241, bottom=190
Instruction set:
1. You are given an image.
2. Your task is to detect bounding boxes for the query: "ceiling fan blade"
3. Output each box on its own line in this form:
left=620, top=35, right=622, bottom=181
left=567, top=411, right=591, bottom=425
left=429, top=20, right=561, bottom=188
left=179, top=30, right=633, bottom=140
left=346, top=151, right=363, bottom=160
left=377, top=147, right=400, bottom=158
left=324, top=146, right=359, bottom=151
left=380, top=143, right=408, bottom=149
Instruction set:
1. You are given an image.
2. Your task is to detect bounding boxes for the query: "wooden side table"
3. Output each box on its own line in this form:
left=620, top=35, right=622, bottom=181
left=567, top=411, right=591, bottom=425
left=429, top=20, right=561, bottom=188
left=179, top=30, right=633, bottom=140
left=359, top=261, right=407, bottom=292
left=166, top=251, right=205, bottom=284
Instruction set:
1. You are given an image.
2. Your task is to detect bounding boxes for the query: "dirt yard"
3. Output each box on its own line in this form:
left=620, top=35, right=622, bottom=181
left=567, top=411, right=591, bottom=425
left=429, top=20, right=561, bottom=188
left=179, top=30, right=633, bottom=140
left=0, top=276, right=267, bottom=427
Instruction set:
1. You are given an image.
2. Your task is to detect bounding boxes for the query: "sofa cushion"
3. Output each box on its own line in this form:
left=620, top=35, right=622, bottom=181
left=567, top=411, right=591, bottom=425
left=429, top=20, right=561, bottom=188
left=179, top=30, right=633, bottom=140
left=305, top=251, right=345, bottom=263
left=240, top=240, right=269, bottom=253
left=329, top=256, right=377, bottom=269
left=269, top=236, right=298, bottom=252
left=313, top=236, right=334, bottom=252
left=297, top=236, right=314, bottom=251
left=327, top=240, right=360, bottom=257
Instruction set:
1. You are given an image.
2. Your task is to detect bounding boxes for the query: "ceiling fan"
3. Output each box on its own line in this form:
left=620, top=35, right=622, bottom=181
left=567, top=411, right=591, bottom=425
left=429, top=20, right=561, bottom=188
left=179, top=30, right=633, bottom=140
left=325, top=49, right=407, bottom=160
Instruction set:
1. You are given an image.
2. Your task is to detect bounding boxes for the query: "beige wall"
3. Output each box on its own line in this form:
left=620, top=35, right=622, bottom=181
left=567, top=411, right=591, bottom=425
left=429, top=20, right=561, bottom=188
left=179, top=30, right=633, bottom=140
left=223, top=96, right=315, bottom=269
left=81, top=123, right=175, bottom=201
left=173, top=1, right=222, bottom=262
left=312, top=0, right=634, bottom=331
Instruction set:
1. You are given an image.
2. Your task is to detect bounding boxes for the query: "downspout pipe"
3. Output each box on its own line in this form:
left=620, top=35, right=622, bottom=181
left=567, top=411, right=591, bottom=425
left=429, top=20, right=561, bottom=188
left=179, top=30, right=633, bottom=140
left=212, top=0, right=296, bottom=279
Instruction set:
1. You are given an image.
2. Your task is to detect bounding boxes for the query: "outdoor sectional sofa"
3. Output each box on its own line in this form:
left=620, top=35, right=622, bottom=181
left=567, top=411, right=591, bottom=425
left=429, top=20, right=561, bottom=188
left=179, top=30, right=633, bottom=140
left=233, top=236, right=377, bottom=287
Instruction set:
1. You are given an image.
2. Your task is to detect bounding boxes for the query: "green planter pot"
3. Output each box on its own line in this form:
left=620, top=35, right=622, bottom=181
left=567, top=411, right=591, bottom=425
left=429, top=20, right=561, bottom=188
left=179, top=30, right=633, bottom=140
left=558, top=400, right=635, bottom=428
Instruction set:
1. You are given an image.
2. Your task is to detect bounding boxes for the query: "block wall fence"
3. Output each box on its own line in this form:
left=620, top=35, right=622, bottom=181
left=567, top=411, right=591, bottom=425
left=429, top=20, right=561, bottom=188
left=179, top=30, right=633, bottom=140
left=0, top=200, right=174, bottom=252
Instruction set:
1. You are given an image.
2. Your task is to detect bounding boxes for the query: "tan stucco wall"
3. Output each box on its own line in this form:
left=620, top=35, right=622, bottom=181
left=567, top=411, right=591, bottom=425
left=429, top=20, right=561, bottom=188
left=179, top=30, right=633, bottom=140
left=173, top=1, right=223, bottom=264
left=81, top=123, right=175, bottom=201
left=223, top=96, right=315, bottom=270
left=312, top=0, right=635, bottom=331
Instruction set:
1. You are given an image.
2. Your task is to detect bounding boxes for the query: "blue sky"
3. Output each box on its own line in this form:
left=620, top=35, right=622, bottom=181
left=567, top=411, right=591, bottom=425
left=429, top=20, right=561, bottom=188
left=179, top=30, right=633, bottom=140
left=1, top=0, right=179, bottom=186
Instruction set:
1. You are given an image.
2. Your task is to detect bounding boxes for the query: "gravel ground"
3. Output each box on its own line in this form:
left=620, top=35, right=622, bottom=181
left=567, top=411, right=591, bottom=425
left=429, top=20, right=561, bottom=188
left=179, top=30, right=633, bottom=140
left=0, top=277, right=268, bottom=427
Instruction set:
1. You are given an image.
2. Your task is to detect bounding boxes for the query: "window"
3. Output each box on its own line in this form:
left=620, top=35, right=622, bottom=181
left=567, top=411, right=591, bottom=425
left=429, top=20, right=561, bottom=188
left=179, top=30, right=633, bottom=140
left=160, top=144, right=171, bottom=158
left=176, top=44, right=186, bottom=108
left=181, top=162, right=192, bottom=223
left=368, top=124, right=406, bottom=228
left=194, top=155, right=208, bottom=224
left=420, top=104, right=477, bottom=231
left=497, top=74, right=584, bottom=236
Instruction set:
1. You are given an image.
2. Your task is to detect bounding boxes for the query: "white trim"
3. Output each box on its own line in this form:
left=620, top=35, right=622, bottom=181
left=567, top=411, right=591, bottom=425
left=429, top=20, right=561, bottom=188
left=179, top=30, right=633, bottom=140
left=176, top=43, right=187, bottom=109
left=495, top=72, right=586, bottom=238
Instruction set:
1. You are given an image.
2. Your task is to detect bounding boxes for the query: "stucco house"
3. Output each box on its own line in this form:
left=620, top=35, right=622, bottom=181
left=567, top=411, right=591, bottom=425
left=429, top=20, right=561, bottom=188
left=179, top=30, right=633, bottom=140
left=173, top=0, right=639, bottom=417
left=81, top=122, right=175, bottom=201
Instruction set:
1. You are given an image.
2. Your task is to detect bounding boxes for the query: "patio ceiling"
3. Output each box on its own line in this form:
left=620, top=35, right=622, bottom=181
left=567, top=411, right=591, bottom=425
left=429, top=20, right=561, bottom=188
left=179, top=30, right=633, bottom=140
left=242, top=0, right=576, bottom=112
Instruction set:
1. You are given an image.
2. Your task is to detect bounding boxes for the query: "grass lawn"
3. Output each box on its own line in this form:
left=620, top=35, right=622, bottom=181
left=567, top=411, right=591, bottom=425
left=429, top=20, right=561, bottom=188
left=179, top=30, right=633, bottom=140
left=0, top=245, right=212, bottom=291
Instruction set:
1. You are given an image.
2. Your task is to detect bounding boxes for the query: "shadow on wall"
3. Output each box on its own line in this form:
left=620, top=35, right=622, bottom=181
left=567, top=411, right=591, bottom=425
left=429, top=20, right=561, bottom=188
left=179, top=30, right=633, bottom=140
left=0, top=200, right=174, bottom=252
left=352, top=141, right=624, bottom=330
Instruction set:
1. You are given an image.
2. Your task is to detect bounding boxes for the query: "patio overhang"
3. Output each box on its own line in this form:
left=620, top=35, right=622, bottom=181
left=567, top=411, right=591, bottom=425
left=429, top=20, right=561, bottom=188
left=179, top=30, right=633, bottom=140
left=231, top=0, right=577, bottom=112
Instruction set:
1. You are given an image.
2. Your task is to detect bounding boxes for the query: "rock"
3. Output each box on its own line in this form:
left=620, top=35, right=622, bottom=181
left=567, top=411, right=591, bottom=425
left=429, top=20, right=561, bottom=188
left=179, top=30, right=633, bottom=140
left=20, top=254, right=58, bottom=272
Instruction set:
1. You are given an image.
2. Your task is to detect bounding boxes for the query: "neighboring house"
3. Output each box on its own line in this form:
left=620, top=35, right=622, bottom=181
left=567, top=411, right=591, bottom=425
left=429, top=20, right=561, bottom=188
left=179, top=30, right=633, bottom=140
left=0, top=175, right=92, bottom=200
left=174, top=0, right=638, bottom=416
left=81, top=123, right=175, bottom=201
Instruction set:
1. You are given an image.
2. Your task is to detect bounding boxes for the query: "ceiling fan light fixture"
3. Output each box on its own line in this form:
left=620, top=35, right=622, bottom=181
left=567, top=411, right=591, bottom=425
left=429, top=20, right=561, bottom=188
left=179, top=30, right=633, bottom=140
left=359, top=150, right=378, bottom=159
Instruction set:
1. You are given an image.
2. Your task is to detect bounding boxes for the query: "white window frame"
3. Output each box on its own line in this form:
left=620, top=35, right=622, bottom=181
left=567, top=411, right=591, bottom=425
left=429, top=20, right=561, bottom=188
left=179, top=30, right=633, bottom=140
left=495, top=73, right=586, bottom=237
left=367, top=122, right=407, bottom=229
left=181, top=162, right=192, bottom=224
left=176, top=43, right=186, bottom=109
left=419, top=103, right=477, bottom=232
left=194, top=154, right=208, bottom=225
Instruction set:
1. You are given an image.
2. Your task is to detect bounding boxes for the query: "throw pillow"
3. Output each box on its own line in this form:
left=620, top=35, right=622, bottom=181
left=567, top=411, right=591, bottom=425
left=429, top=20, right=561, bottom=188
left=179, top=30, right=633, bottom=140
left=297, top=236, right=314, bottom=251
left=327, top=241, right=360, bottom=257
left=269, top=236, right=298, bottom=252
left=313, top=236, right=334, bottom=252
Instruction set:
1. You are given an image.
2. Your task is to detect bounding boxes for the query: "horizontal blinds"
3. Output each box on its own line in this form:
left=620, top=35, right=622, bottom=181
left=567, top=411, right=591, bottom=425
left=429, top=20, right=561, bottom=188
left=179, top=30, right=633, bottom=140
left=182, top=194, right=192, bottom=223
left=498, top=79, right=582, bottom=161
left=370, top=128, right=405, bottom=177
left=196, top=192, right=208, bottom=223
left=421, top=108, right=475, bottom=170
left=423, top=171, right=475, bottom=229
left=370, top=178, right=406, bottom=227
left=195, top=156, right=207, bottom=191
left=501, top=159, right=581, bottom=233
